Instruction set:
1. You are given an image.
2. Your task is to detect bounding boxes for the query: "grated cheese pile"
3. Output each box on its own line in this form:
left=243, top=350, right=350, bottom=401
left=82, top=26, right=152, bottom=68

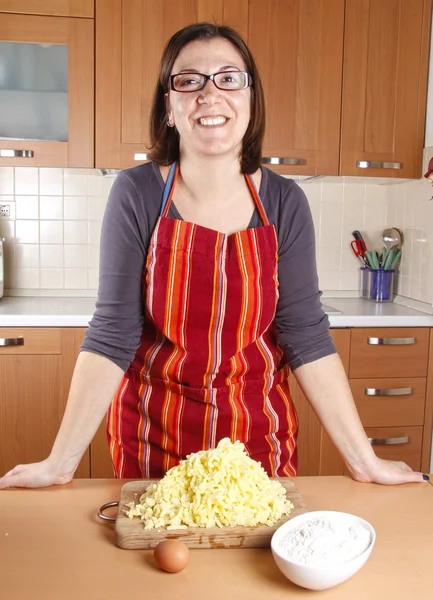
left=126, top=438, right=294, bottom=529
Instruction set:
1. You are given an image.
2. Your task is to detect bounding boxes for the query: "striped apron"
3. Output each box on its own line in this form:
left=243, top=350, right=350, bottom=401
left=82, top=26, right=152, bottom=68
left=107, top=162, right=298, bottom=478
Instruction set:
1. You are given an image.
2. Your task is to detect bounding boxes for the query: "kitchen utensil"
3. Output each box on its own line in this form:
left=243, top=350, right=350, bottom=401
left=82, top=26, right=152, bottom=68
left=352, top=230, right=368, bottom=253
left=390, top=248, right=402, bottom=269
left=365, top=250, right=380, bottom=270
left=382, top=227, right=403, bottom=250
left=350, top=239, right=368, bottom=265
left=271, top=511, right=376, bottom=591
left=98, top=479, right=307, bottom=550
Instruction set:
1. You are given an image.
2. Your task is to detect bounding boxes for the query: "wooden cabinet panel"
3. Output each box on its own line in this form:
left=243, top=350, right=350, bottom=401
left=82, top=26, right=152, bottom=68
left=0, top=328, right=90, bottom=478
left=248, top=0, right=344, bottom=176
left=0, top=327, right=62, bottom=354
left=0, top=0, right=94, bottom=17
left=291, top=328, right=349, bottom=476
left=350, top=377, right=426, bottom=427
left=349, top=328, right=430, bottom=379
left=96, top=0, right=248, bottom=169
left=340, top=0, right=432, bottom=179
left=73, top=327, right=115, bottom=478
left=363, top=426, right=423, bottom=471
left=0, top=13, right=94, bottom=167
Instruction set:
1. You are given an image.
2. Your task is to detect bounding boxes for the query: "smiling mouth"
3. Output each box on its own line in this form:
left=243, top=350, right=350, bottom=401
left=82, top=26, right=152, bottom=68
left=197, top=116, right=228, bottom=127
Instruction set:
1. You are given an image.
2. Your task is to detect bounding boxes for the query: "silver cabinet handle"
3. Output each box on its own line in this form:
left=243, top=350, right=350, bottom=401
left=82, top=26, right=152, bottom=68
left=368, top=436, right=409, bottom=446
left=134, top=153, right=150, bottom=161
left=0, top=337, right=24, bottom=346
left=261, top=157, right=307, bottom=166
left=356, top=161, right=402, bottom=169
left=367, top=337, right=415, bottom=345
left=365, top=387, right=412, bottom=396
left=0, top=149, right=34, bottom=158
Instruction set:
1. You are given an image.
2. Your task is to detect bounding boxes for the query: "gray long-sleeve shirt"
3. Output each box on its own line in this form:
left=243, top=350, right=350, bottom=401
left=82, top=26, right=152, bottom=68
left=81, top=162, right=336, bottom=372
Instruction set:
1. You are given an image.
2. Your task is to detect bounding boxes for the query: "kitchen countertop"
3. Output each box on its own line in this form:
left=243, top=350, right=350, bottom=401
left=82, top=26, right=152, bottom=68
left=0, top=295, right=433, bottom=327
left=1, top=476, right=432, bottom=600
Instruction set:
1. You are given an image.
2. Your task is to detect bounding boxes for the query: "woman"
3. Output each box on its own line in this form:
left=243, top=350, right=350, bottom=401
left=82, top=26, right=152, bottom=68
left=0, top=23, right=427, bottom=488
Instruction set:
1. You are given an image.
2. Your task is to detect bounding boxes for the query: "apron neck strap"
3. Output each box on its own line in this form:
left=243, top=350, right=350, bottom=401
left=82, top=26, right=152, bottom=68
left=160, top=161, right=269, bottom=226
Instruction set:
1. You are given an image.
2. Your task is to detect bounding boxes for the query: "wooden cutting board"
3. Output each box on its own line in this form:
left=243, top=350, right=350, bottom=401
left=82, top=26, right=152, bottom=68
left=114, top=479, right=307, bottom=550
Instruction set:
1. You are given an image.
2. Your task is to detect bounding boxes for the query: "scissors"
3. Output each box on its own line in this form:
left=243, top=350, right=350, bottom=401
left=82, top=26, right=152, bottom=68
left=350, top=233, right=369, bottom=266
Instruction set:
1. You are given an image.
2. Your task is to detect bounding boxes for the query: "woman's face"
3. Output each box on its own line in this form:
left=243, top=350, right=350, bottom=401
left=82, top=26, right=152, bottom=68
left=166, top=37, right=251, bottom=160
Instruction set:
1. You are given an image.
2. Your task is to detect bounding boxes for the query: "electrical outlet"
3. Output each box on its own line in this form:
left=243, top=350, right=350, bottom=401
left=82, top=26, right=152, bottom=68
left=0, top=203, right=15, bottom=220
left=0, top=204, right=10, bottom=217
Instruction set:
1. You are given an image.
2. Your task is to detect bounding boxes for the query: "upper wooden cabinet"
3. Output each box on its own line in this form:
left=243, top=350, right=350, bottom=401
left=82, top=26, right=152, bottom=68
left=340, top=0, right=432, bottom=179
left=0, top=12, right=94, bottom=167
left=96, top=0, right=248, bottom=169
left=0, top=0, right=94, bottom=17
left=248, top=0, right=345, bottom=176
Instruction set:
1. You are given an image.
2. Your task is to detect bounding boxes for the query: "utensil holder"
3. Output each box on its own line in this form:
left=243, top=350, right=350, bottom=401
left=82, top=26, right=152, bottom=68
left=361, top=267, right=395, bottom=302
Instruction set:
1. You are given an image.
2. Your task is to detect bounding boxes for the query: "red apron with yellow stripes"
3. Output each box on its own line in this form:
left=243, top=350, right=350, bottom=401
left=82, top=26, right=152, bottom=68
left=107, top=162, right=298, bottom=478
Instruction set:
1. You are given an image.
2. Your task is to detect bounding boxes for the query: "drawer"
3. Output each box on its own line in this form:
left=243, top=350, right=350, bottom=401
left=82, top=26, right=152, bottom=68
left=349, top=328, right=429, bottom=378
left=0, top=328, right=62, bottom=354
left=365, top=426, right=422, bottom=471
left=350, top=378, right=426, bottom=427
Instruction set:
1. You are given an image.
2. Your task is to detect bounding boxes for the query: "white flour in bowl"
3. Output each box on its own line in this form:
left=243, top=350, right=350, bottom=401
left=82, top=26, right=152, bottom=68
left=277, top=517, right=371, bottom=566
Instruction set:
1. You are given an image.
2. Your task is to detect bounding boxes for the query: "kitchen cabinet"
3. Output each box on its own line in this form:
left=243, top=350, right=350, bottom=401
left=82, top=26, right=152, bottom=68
left=0, top=327, right=90, bottom=478
left=73, top=327, right=114, bottom=478
left=248, top=0, right=344, bottom=176
left=293, top=327, right=433, bottom=476
left=348, top=327, right=432, bottom=473
left=95, top=0, right=248, bottom=169
left=340, top=0, right=432, bottom=179
left=290, top=328, right=351, bottom=476
left=0, top=11, right=94, bottom=167
left=0, top=0, right=94, bottom=17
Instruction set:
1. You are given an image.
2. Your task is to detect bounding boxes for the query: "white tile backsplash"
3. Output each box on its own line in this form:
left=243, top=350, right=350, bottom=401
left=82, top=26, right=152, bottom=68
left=40, top=220, right=63, bottom=244
left=15, top=196, right=38, bottom=219
left=2, top=165, right=425, bottom=298
left=39, top=168, right=63, bottom=195
left=14, top=168, right=38, bottom=195
left=40, top=196, right=63, bottom=220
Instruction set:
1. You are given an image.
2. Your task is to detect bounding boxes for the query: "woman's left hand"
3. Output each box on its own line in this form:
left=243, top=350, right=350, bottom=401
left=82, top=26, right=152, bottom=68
left=348, top=456, right=429, bottom=485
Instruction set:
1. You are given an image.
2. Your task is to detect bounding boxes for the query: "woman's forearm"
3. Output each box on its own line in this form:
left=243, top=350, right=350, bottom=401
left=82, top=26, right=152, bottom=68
left=292, top=353, right=377, bottom=477
left=47, top=351, right=124, bottom=477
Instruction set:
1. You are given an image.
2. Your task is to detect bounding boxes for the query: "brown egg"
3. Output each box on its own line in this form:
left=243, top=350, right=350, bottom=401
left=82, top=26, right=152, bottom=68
left=154, top=540, right=190, bottom=573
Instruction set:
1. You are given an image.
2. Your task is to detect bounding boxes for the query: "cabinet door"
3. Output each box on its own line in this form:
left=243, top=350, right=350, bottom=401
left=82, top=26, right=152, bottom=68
left=73, top=328, right=115, bottom=478
left=0, top=328, right=90, bottom=478
left=96, top=0, right=248, bottom=169
left=0, top=1, right=94, bottom=17
left=0, top=13, right=94, bottom=167
left=340, top=0, right=432, bottom=179
left=291, top=328, right=350, bottom=476
left=248, top=0, right=344, bottom=176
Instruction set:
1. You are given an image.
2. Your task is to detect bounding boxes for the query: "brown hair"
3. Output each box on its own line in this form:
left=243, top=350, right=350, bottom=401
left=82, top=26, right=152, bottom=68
left=148, top=22, right=265, bottom=174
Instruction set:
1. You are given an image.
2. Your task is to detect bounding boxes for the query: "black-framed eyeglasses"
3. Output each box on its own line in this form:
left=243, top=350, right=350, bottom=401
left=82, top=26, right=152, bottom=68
left=169, top=71, right=251, bottom=92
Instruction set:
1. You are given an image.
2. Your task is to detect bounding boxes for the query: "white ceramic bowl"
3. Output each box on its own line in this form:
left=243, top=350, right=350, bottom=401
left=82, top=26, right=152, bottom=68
left=271, top=510, right=376, bottom=591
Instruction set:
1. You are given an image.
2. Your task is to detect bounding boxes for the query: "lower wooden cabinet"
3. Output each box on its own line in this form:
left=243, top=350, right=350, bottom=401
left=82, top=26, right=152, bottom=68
left=290, top=328, right=350, bottom=476
left=2, top=325, right=432, bottom=480
left=0, top=327, right=90, bottom=478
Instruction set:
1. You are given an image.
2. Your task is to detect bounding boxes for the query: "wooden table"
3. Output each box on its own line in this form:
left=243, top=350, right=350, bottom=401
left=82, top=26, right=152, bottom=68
left=1, top=476, right=432, bottom=600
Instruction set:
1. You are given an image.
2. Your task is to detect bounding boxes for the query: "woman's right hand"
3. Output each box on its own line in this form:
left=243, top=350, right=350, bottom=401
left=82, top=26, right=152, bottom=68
left=0, top=459, right=73, bottom=490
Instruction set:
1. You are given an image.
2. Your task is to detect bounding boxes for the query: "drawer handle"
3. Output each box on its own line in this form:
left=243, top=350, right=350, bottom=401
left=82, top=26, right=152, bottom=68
left=367, top=337, right=415, bottom=345
left=365, top=387, right=413, bottom=396
left=261, top=157, right=307, bottom=166
left=0, top=149, right=34, bottom=158
left=368, top=436, right=409, bottom=446
left=133, top=153, right=150, bottom=161
left=0, top=337, right=24, bottom=346
left=356, top=161, right=402, bottom=169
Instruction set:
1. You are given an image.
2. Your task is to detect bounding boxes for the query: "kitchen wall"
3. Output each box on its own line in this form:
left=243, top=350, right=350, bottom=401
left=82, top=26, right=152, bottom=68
left=0, top=166, right=392, bottom=297
left=385, top=153, right=433, bottom=306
